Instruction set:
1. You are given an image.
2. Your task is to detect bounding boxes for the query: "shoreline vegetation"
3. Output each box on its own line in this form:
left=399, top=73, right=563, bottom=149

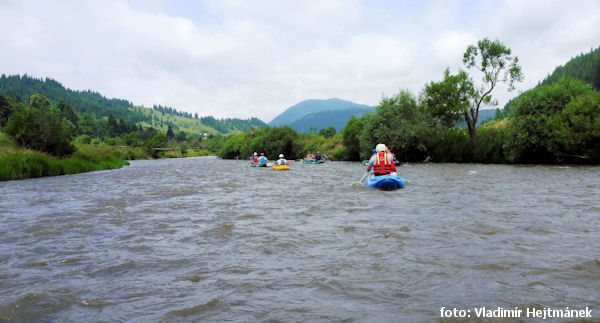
left=1, top=40, right=599, bottom=181
left=0, top=133, right=213, bottom=181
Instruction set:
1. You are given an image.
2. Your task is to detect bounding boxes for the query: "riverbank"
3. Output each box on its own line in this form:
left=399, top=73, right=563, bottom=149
left=0, top=133, right=214, bottom=181
left=0, top=140, right=130, bottom=181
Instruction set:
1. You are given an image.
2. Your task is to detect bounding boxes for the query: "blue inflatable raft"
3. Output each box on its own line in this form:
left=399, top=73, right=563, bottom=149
left=365, top=175, right=405, bottom=190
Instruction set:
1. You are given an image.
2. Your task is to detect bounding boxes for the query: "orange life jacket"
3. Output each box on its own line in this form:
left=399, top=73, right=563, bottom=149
left=374, top=152, right=393, bottom=176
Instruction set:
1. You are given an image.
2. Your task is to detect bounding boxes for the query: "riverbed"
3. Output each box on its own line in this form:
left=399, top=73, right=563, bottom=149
left=1, top=157, right=598, bottom=321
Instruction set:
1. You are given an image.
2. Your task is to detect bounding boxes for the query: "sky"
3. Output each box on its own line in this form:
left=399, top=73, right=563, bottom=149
left=1, top=0, right=599, bottom=122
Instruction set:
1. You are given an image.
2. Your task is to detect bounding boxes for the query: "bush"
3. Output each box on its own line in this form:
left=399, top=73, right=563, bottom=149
left=3, top=94, right=76, bottom=156
left=506, top=77, right=600, bottom=163
left=74, top=135, right=92, bottom=145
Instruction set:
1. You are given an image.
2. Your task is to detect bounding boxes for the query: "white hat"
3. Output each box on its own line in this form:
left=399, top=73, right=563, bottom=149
left=254, top=152, right=257, bottom=156
left=279, top=154, right=284, bottom=158
left=376, top=143, right=386, bottom=152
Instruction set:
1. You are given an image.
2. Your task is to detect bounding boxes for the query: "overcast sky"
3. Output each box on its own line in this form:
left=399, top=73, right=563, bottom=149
left=1, top=0, right=599, bottom=122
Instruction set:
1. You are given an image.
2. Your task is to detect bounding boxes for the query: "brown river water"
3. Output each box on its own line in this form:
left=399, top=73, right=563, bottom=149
left=0, top=157, right=599, bottom=321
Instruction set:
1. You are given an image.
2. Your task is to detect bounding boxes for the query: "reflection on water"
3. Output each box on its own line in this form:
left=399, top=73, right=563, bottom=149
left=0, top=157, right=599, bottom=321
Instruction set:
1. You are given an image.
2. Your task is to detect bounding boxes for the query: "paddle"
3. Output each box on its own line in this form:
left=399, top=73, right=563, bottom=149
left=351, top=172, right=369, bottom=186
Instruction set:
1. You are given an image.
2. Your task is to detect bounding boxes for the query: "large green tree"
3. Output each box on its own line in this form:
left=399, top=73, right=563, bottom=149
left=359, top=90, right=432, bottom=162
left=425, top=38, right=523, bottom=145
left=462, top=38, right=523, bottom=143
left=423, top=68, right=475, bottom=129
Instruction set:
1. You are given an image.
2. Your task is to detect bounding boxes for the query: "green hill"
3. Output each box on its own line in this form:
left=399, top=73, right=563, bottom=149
left=502, top=45, right=600, bottom=115
left=0, top=74, right=267, bottom=135
left=288, top=107, right=373, bottom=132
left=540, top=46, right=600, bottom=90
left=269, top=98, right=372, bottom=126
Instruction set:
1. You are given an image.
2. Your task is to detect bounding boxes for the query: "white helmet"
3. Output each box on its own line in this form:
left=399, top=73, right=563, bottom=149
left=279, top=154, right=284, bottom=158
left=254, top=152, right=257, bottom=156
left=376, top=143, right=386, bottom=152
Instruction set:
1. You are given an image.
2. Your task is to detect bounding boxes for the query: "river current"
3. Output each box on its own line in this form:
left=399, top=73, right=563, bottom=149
left=0, top=157, right=598, bottom=321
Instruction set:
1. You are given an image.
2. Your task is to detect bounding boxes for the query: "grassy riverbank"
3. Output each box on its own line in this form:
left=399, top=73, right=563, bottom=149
left=0, top=135, right=126, bottom=181
left=0, top=133, right=218, bottom=181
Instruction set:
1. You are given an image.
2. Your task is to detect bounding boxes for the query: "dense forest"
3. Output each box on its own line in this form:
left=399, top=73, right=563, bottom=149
left=541, top=47, right=600, bottom=90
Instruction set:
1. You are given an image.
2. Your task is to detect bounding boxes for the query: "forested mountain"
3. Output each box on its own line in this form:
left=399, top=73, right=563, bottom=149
left=269, top=98, right=372, bottom=126
left=288, top=107, right=373, bottom=132
left=540, top=46, right=600, bottom=90
left=501, top=46, right=600, bottom=116
left=0, top=74, right=266, bottom=135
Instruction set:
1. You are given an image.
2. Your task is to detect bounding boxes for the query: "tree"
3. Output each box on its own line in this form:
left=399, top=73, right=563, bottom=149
left=4, top=94, right=76, bottom=156
left=462, top=38, right=523, bottom=143
left=175, top=131, right=187, bottom=142
left=359, top=90, right=432, bottom=162
left=57, top=101, right=79, bottom=125
left=318, top=126, right=336, bottom=138
left=166, top=124, right=175, bottom=139
left=506, top=78, right=600, bottom=163
left=107, top=113, right=118, bottom=137
left=145, top=133, right=169, bottom=158
left=342, top=116, right=365, bottom=161
left=423, top=68, right=475, bottom=128
left=0, top=95, right=14, bottom=128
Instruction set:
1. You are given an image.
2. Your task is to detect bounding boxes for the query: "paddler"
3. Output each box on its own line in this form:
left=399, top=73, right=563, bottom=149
left=306, top=151, right=314, bottom=161
left=258, top=153, right=268, bottom=165
left=366, top=144, right=397, bottom=177
left=276, top=154, right=290, bottom=166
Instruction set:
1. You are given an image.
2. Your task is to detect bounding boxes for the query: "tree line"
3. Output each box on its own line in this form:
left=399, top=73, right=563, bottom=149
left=0, top=75, right=268, bottom=136
left=220, top=39, right=600, bottom=164
left=0, top=93, right=226, bottom=158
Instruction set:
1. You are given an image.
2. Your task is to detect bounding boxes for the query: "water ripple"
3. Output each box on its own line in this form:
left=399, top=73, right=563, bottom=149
left=0, top=158, right=598, bottom=321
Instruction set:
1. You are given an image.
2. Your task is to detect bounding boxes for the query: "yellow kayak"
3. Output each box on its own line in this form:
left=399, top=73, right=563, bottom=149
left=272, top=165, right=290, bottom=171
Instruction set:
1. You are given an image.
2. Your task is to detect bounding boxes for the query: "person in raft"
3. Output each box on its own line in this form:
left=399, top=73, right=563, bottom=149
left=306, top=151, right=314, bottom=161
left=276, top=154, right=290, bottom=166
left=366, top=143, right=397, bottom=178
left=251, top=152, right=259, bottom=164
left=315, top=151, right=322, bottom=161
left=258, top=153, right=268, bottom=165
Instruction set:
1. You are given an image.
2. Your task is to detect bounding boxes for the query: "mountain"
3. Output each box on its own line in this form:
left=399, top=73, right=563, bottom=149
left=288, top=107, right=373, bottom=132
left=540, top=46, right=600, bottom=90
left=502, top=46, right=600, bottom=115
left=0, top=74, right=267, bottom=134
left=269, top=98, right=373, bottom=127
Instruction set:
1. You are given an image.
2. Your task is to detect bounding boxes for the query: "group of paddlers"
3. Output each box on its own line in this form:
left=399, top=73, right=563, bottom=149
left=250, top=152, right=289, bottom=166
left=249, top=143, right=396, bottom=175
left=304, top=151, right=322, bottom=162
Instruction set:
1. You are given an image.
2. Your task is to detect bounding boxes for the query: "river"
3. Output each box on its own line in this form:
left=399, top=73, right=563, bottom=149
left=0, top=157, right=598, bottom=321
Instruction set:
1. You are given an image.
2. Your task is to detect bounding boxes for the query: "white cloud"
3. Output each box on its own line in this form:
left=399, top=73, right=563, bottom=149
left=1, top=0, right=599, bottom=121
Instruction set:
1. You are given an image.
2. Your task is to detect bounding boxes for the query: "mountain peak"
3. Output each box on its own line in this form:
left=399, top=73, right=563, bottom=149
left=269, top=98, right=372, bottom=126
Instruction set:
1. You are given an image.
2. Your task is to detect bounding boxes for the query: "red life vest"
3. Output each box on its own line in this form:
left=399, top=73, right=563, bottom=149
left=373, top=152, right=393, bottom=176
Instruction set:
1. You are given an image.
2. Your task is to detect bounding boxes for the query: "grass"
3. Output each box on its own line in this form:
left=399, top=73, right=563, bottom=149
left=0, top=132, right=218, bottom=181
left=0, top=138, right=131, bottom=181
